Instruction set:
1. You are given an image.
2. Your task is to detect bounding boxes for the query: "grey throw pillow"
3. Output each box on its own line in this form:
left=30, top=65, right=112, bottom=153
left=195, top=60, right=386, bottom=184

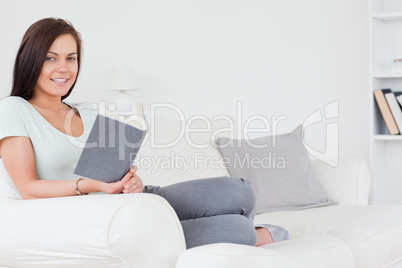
left=216, top=125, right=336, bottom=214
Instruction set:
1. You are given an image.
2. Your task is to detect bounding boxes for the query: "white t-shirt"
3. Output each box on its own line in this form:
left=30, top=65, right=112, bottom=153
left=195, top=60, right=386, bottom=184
left=0, top=96, right=98, bottom=181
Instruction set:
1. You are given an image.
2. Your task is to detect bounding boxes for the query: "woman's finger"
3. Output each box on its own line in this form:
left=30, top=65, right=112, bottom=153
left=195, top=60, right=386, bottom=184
left=123, top=178, right=137, bottom=191
left=130, top=182, right=141, bottom=190
left=127, top=178, right=142, bottom=193
left=129, top=186, right=141, bottom=193
left=130, top=177, right=143, bottom=193
left=118, top=176, right=133, bottom=193
left=123, top=180, right=134, bottom=193
left=130, top=165, right=138, bottom=174
left=124, top=179, right=135, bottom=189
left=124, top=184, right=140, bottom=194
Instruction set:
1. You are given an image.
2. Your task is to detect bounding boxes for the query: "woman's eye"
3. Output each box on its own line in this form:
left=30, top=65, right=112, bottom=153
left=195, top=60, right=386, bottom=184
left=67, top=57, right=76, bottom=61
left=46, top=57, right=55, bottom=61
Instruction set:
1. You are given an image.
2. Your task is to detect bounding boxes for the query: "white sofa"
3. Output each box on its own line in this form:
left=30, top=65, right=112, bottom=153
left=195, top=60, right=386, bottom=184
left=1, top=118, right=402, bottom=268
left=176, top=159, right=402, bottom=268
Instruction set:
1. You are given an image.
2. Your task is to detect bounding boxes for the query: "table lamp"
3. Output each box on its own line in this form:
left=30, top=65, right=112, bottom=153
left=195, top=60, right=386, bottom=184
left=108, top=65, right=139, bottom=113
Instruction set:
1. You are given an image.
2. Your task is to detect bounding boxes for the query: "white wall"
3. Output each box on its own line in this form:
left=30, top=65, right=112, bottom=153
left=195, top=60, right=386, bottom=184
left=0, top=0, right=369, bottom=163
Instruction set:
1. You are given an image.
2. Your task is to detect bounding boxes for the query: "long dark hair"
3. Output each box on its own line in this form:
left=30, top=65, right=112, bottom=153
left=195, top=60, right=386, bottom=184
left=11, top=18, right=82, bottom=101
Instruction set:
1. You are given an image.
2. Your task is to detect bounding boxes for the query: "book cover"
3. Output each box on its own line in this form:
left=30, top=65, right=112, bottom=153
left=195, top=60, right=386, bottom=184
left=373, top=89, right=400, bottom=135
left=385, top=91, right=402, bottom=133
left=396, top=92, right=402, bottom=108
left=74, top=114, right=147, bottom=183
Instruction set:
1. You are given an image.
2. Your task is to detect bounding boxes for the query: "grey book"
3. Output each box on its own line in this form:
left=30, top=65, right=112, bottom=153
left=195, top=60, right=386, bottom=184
left=74, top=114, right=147, bottom=183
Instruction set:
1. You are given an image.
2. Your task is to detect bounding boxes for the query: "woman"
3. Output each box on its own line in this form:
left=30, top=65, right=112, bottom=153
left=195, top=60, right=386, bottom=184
left=0, top=18, right=288, bottom=249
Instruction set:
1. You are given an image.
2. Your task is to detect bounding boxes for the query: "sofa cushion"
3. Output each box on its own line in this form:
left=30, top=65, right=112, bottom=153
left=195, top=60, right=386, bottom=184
left=175, top=236, right=354, bottom=268
left=217, top=125, right=334, bottom=213
left=254, top=204, right=402, bottom=268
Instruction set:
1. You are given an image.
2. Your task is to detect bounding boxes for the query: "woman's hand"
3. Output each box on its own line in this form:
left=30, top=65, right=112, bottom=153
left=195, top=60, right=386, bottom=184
left=101, top=167, right=135, bottom=194
left=123, top=165, right=144, bottom=194
left=99, top=166, right=143, bottom=194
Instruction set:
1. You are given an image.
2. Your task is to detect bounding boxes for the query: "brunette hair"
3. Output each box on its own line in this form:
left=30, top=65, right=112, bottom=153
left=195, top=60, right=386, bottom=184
left=11, top=18, right=82, bottom=100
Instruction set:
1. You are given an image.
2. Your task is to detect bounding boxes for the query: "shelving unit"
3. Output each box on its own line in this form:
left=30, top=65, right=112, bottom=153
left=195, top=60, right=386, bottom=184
left=372, top=74, right=402, bottom=78
left=373, top=135, right=402, bottom=141
left=370, top=0, right=402, bottom=205
left=372, top=12, right=402, bottom=20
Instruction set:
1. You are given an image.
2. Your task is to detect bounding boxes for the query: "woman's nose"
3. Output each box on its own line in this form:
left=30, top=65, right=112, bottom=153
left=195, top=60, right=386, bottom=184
left=56, top=60, right=68, bottom=72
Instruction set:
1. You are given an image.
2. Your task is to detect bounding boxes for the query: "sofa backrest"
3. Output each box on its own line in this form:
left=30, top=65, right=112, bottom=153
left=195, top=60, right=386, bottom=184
left=136, top=118, right=231, bottom=187
left=311, top=158, right=371, bottom=205
left=137, top=118, right=372, bottom=206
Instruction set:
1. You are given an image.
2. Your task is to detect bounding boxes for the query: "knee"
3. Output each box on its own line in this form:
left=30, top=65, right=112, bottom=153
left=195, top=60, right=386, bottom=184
left=228, top=177, right=255, bottom=195
left=238, top=177, right=255, bottom=194
left=228, top=177, right=256, bottom=214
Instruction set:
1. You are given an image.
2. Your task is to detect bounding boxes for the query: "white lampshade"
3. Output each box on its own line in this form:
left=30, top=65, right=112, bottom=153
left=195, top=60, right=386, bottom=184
left=108, top=65, right=139, bottom=91
left=108, top=65, right=140, bottom=112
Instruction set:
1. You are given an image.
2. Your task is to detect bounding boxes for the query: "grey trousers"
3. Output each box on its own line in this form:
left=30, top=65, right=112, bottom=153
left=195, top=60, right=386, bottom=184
left=143, top=176, right=258, bottom=249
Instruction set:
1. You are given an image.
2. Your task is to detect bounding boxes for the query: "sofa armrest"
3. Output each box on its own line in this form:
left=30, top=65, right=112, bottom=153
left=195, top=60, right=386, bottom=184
left=0, top=193, right=185, bottom=268
left=311, top=158, right=371, bottom=205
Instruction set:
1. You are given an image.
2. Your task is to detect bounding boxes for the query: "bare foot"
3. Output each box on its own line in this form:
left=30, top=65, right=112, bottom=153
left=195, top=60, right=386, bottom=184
left=255, top=227, right=274, bottom=247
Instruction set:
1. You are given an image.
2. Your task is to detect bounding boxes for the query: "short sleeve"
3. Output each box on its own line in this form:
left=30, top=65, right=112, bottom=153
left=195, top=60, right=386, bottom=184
left=0, top=97, right=29, bottom=141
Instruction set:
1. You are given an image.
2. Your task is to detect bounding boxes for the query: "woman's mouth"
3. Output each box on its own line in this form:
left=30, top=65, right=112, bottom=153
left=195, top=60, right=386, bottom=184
left=51, top=78, right=69, bottom=85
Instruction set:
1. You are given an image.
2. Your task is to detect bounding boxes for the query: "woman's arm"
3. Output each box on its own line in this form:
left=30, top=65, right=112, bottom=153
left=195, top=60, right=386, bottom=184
left=0, top=136, right=134, bottom=199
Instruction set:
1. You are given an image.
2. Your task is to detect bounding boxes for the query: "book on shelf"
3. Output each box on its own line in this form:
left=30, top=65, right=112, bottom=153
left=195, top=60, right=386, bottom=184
left=396, top=93, right=402, bottom=108
left=74, top=114, right=147, bottom=183
left=373, top=89, right=400, bottom=135
left=385, top=91, right=402, bottom=134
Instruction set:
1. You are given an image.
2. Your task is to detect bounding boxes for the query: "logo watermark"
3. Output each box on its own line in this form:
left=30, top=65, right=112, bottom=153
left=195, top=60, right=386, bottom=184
left=64, top=100, right=339, bottom=171
left=302, top=100, right=339, bottom=167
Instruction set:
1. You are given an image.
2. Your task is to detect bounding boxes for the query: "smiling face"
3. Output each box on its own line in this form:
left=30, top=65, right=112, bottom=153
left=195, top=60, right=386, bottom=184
left=34, top=34, right=78, bottom=100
